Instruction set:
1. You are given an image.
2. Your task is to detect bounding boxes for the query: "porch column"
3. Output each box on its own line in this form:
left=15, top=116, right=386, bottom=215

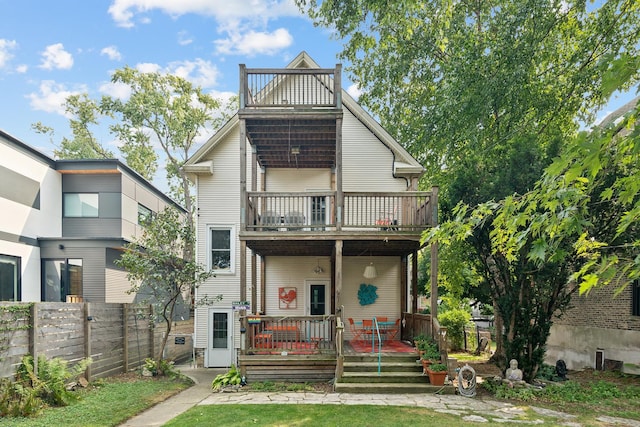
left=334, top=240, right=343, bottom=310
left=251, top=250, right=257, bottom=314
left=411, top=251, right=418, bottom=313
left=335, top=117, right=343, bottom=231
left=239, top=118, right=247, bottom=230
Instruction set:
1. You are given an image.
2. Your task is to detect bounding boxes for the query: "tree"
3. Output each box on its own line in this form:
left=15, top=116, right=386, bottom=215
left=32, top=94, right=115, bottom=160
left=298, top=0, right=640, bottom=380
left=116, top=207, right=215, bottom=365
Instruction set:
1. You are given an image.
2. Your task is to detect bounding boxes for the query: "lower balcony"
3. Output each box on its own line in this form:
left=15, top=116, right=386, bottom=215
left=246, top=191, right=434, bottom=233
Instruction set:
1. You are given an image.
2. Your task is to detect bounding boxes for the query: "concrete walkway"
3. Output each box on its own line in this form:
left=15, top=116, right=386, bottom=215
left=120, top=365, right=640, bottom=427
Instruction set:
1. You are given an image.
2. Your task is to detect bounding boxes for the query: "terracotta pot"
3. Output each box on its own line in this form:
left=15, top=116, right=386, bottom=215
left=427, top=368, right=447, bottom=386
left=420, top=358, right=432, bottom=374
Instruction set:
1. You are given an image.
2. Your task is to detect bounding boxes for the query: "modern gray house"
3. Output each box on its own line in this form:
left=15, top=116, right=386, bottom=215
left=0, top=129, right=186, bottom=303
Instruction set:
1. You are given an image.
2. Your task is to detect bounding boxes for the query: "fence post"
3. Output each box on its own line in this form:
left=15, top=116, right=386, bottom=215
left=84, top=303, right=92, bottom=381
left=123, top=304, right=129, bottom=372
left=148, top=305, right=155, bottom=360
left=29, top=303, right=38, bottom=376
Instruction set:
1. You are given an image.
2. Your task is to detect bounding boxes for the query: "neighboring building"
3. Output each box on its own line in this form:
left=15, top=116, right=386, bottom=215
left=184, top=52, right=437, bottom=368
left=0, top=129, right=186, bottom=303
left=545, top=97, right=640, bottom=375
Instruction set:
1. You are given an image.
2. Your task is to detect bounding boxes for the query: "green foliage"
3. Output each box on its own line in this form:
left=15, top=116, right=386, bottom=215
left=248, top=381, right=314, bottom=392
left=420, top=341, right=441, bottom=362
left=0, top=378, right=42, bottom=417
left=116, top=207, right=215, bottom=361
left=427, top=363, right=448, bottom=372
left=143, top=358, right=179, bottom=378
left=0, top=304, right=31, bottom=361
left=211, top=365, right=242, bottom=391
left=15, top=355, right=91, bottom=408
left=438, top=308, right=471, bottom=350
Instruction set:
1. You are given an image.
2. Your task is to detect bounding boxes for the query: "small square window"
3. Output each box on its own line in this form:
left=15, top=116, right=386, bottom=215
left=64, top=193, right=99, bottom=217
left=138, top=204, right=153, bottom=226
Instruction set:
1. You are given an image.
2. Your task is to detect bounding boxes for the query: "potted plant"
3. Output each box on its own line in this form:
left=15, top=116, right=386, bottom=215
left=426, top=362, right=448, bottom=386
left=420, top=342, right=441, bottom=373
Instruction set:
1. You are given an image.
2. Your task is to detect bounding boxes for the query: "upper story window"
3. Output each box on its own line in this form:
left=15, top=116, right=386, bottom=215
left=209, top=226, right=234, bottom=274
left=138, top=204, right=153, bottom=226
left=63, top=193, right=99, bottom=218
left=0, top=254, right=21, bottom=301
left=633, top=280, right=640, bottom=317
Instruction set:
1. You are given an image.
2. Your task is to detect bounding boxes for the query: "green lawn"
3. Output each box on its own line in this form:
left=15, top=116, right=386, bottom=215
left=164, top=404, right=561, bottom=427
left=0, top=375, right=191, bottom=427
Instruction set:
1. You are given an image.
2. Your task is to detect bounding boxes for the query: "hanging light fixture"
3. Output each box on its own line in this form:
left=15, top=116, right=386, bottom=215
left=313, top=259, right=324, bottom=275
left=363, top=262, right=377, bottom=279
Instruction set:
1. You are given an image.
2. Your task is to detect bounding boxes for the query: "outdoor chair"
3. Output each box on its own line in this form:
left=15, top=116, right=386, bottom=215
left=385, top=319, right=401, bottom=341
left=284, top=211, right=305, bottom=229
left=348, top=318, right=364, bottom=342
left=260, top=211, right=281, bottom=230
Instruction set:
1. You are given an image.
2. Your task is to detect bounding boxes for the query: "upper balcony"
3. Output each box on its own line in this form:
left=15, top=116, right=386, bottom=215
left=238, top=65, right=343, bottom=170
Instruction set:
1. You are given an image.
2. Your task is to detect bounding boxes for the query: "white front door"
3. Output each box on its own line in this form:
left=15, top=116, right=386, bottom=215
left=205, top=308, right=233, bottom=367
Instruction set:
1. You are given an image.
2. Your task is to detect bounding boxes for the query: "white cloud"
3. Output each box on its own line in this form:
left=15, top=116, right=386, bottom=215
left=136, top=62, right=162, bottom=73
left=0, top=39, right=17, bottom=68
left=347, top=84, right=362, bottom=100
left=27, top=80, right=83, bottom=115
left=177, top=30, right=193, bottom=46
left=99, top=81, right=131, bottom=99
left=166, top=59, right=220, bottom=87
left=108, top=0, right=300, bottom=28
left=101, top=45, right=122, bottom=61
left=214, top=28, right=293, bottom=56
left=39, top=43, right=74, bottom=70
left=16, top=64, right=28, bottom=73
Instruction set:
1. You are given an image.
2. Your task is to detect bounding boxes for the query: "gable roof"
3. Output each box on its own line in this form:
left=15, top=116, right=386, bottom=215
left=184, top=51, right=424, bottom=176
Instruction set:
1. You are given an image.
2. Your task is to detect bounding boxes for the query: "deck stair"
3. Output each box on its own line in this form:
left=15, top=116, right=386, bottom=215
left=335, top=352, right=455, bottom=394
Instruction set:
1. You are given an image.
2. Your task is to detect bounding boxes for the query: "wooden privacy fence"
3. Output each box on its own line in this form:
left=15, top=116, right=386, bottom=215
left=0, top=302, right=193, bottom=381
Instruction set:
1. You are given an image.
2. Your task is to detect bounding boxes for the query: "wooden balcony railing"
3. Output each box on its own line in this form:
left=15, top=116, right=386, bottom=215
left=246, top=191, right=433, bottom=232
left=240, top=66, right=341, bottom=110
left=243, top=315, right=337, bottom=354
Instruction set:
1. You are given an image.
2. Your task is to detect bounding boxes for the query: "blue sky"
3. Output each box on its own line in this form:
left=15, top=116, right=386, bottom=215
left=0, top=0, right=353, bottom=156
left=1, top=0, right=637, bottom=172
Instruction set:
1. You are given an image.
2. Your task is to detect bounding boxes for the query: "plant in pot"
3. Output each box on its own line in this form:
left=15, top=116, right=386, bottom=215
left=420, top=343, right=441, bottom=373
left=426, top=362, right=448, bottom=386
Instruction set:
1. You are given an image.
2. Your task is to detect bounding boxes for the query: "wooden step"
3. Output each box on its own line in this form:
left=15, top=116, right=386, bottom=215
left=340, top=371, right=428, bottom=384
left=343, top=360, right=422, bottom=373
left=334, top=381, right=456, bottom=394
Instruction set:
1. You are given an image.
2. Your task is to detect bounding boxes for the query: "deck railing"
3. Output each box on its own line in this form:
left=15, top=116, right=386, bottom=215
left=243, top=315, right=337, bottom=354
left=246, top=191, right=433, bottom=232
left=240, top=66, right=341, bottom=109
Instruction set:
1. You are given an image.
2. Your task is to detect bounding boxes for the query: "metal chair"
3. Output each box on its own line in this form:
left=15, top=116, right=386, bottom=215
left=348, top=318, right=364, bottom=342
left=385, top=319, right=401, bottom=341
left=260, top=211, right=280, bottom=230
left=284, top=211, right=304, bottom=229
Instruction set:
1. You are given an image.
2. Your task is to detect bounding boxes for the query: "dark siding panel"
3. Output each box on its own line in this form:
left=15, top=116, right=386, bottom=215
left=63, top=174, right=121, bottom=193
left=63, top=218, right=122, bottom=238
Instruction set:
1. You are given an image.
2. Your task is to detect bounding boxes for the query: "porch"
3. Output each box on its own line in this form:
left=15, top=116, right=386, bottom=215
left=238, top=313, right=448, bottom=385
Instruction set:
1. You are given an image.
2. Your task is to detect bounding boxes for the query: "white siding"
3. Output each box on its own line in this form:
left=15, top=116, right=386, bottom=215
left=342, top=109, right=407, bottom=192
left=266, top=169, right=332, bottom=192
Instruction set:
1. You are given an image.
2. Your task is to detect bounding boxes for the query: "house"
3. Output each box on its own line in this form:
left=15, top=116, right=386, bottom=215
left=184, top=52, right=438, bottom=370
left=545, top=97, right=640, bottom=375
left=0, top=129, right=186, bottom=304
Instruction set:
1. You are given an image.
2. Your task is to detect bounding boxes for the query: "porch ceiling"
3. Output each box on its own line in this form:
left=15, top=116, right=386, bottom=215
left=245, top=117, right=337, bottom=169
left=244, top=237, right=422, bottom=257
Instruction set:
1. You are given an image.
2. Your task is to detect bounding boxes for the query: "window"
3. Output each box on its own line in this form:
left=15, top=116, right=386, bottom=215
left=42, top=259, right=83, bottom=302
left=138, top=204, right=153, bottom=226
left=633, top=280, right=640, bottom=317
left=209, top=226, right=234, bottom=273
left=0, top=255, right=21, bottom=301
left=64, top=193, right=99, bottom=217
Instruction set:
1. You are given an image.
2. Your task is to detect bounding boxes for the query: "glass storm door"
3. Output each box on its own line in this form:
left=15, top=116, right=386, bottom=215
left=205, top=308, right=233, bottom=367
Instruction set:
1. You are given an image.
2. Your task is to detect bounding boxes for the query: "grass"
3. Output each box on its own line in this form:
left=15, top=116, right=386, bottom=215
left=164, top=404, right=562, bottom=427
left=0, top=374, right=192, bottom=427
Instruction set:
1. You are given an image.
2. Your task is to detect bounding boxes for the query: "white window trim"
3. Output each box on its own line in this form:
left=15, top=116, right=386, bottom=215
left=207, top=225, right=236, bottom=275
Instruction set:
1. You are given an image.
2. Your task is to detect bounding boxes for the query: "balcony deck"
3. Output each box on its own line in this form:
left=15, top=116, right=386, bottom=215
left=242, top=191, right=434, bottom=256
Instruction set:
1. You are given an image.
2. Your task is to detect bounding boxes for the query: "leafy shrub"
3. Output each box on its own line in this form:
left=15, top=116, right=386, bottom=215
left=16, top=354, right=91, bottom=407
left=428, top=363, right=448, bottom=372
left=438, top=308, right=471, bottom=350
left=0, top=378, right=42, bottom=417
left=143, top=358, right=179, bottom=378
left=212, top=364, right=242, bottom=391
